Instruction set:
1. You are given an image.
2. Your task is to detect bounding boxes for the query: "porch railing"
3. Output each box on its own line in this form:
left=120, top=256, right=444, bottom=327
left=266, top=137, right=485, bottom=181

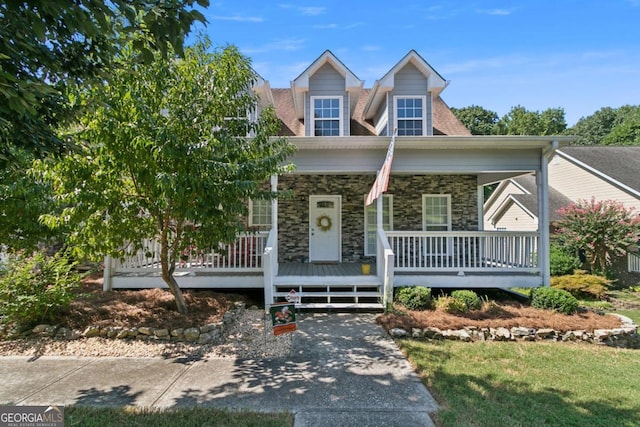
left=112, top=232, right=268, bottom=273
left=386, top=231, right=539, bottom=272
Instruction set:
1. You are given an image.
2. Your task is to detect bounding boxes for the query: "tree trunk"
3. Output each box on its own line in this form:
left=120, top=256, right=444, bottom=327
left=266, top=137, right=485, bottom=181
left=160, top=233, right=188, bottom=315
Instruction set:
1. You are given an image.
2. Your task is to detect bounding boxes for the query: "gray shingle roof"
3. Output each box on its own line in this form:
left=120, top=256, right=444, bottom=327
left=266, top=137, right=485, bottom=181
left=559, top=146, right=640, bottom=193
left=511, top=175, right=573, bottom=221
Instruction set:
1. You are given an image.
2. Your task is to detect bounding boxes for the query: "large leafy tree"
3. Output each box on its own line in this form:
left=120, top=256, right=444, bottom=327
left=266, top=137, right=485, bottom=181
left=494, top=105, right=567, bottom=135
left=450, top=105, right=498, bottom=135
left=0, top=0, right=208, bottom=169
left=40, top=42, right=295, bottom=314
left=568, top=105, right=640, bottom=145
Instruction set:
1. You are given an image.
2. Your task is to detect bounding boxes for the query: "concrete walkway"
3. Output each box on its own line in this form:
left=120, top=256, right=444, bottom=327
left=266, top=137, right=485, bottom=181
left=0, top=313, right=438, bottom=426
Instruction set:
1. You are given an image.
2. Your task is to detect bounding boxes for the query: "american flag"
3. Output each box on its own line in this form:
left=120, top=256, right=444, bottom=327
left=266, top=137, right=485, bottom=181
left=365, top=130, right=397, bottom=206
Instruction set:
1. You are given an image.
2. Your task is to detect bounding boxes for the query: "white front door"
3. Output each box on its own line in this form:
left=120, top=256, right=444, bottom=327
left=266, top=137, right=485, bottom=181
left=309, top=195, right=341, bottom=262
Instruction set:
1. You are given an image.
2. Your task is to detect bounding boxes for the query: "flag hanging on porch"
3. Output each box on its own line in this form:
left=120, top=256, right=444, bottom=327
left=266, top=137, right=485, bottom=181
left=365, top=129, right=397, bottom=206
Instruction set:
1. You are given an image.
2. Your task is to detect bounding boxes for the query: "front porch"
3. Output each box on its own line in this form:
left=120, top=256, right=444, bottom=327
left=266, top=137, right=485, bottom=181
left=105, top=229, right=543, bottom=308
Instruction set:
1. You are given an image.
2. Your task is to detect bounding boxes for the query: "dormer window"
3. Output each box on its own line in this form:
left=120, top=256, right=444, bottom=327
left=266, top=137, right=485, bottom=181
left=312, top=96, right=343, bottom=136
left=395, top=96, right=426, bottom=136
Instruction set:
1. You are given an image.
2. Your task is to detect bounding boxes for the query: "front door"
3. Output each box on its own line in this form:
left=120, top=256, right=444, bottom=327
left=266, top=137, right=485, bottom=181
left=309, top=195, right=341, bottom=262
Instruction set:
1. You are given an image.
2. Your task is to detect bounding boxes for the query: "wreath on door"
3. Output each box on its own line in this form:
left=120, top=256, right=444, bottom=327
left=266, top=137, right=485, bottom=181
left=316, top=214, right=332, bottom=232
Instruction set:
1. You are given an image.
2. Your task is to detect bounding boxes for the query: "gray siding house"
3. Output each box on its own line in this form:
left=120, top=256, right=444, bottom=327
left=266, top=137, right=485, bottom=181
left=104, top=50, right=571, bottom=308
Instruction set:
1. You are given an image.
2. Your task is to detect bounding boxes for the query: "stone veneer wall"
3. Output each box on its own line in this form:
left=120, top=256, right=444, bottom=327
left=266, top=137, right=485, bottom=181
left=277, top=174, right=478, bottom=262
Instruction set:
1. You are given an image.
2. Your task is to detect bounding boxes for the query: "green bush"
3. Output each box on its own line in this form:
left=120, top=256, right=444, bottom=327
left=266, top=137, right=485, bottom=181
left=551, top=272, right=611, bottom=300
left=549, top=244, right=582, bottom=276
left=395, top=286, right=433, bottom=310
left=0, top=251, right=81, bottom=327
left=530, top=287, right=579, bottom=315
left=435, top=295, right=468, bottom=314
left=451, top=290, right=481, bottom=311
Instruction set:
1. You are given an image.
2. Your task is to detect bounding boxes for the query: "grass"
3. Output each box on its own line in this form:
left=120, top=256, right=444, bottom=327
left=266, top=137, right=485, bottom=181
left=401, top=340, right=640, bottom=427
left=614, top=309, right=640, bottom=324
left=65, top=406, right=292, bottom=427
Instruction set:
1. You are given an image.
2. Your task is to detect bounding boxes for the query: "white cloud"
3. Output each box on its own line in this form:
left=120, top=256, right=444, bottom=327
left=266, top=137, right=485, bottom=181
left=313, top=23, right=338, bottom=29
left=279, top=4, right=326, bottom=16
left=362, top=45, right=381, bottom=52
left=478, top=8, right=513, bottom=16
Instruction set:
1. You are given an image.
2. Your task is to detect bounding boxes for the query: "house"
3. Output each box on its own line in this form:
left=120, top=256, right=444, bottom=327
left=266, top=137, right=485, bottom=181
left=484, top=146, right=640, bottom=284
left=103, top=50, right=572, bottom=308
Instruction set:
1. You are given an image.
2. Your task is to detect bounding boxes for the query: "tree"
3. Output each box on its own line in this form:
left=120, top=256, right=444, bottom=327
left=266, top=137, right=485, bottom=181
left=450, top=105, right=498, bottom=135
left=40, top=41, right=296, bottom=314
left=554, top=198, right=640, bottom=275
left=0, top=0, right=208, bottom=169
left=568, top=105, right=640, bottom=145
left=495, top=105, right=567, bottom=135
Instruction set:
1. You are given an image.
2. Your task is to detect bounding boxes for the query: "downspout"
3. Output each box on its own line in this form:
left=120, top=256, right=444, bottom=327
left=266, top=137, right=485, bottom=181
left=538, top=140, right=559, bottom=287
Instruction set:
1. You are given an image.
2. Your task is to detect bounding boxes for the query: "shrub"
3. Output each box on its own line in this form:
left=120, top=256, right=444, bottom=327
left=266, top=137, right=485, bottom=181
left=551, top=272, right=611, bottom=300
left=530, top=287, right=579, bottom=315
left=549, top=244, right=581, bottom=276
left=435, top=295, right=468, bottom=314
left=451, top=290, right=481, bottom=311
left=0, top=251, right=81, bottom=327
left=395, top=286, right=433, bottom=310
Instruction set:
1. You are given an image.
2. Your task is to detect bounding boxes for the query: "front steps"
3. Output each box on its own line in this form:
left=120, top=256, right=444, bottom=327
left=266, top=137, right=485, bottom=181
left=273, top=275, right=384, bottom=309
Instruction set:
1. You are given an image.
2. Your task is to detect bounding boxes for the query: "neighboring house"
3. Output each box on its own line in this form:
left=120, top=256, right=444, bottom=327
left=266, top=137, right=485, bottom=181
left=484, top=146, right=640, bottom=284
left=104, top=50, right=571, bottom=308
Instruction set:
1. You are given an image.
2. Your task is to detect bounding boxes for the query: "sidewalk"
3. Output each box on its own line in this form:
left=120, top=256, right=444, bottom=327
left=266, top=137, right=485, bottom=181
left=0, top=313, right=438, bottom=426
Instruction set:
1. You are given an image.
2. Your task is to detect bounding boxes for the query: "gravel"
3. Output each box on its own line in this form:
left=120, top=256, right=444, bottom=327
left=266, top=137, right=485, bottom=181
left=0, top=308, right=293, bottom=359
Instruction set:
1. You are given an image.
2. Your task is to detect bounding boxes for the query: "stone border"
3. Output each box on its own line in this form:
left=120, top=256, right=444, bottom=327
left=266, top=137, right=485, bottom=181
left=388, top=314, right=640, bottom=349
left=9, top=302, right=247, bottom=345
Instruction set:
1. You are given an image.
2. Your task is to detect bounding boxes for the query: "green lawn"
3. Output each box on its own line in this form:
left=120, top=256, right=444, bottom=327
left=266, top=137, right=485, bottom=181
left=401, top=340, right=640, bottom=427
left=613, top=309, right=640, bottom=324
left=65, top=406, right=292, bottom=427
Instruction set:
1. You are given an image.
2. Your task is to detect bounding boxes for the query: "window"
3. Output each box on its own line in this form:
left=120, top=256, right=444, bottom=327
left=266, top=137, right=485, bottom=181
left=248, top=199, right=272, bottom=228
left=395, top=96, right=426, bottom=136
left=312, top=96, right=342, bottom=136
left=364, top=195, right=393, bottom=255
left=422, top=194, right=451, bottom=231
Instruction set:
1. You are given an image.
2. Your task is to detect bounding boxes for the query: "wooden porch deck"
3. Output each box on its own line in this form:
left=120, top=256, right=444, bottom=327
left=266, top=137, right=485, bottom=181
left=278, top=262, right=372, bottom=276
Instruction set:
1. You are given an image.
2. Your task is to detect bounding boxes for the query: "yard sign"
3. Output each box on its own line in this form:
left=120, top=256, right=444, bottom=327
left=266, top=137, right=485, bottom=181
left=269, top=302, right=297, bottom=336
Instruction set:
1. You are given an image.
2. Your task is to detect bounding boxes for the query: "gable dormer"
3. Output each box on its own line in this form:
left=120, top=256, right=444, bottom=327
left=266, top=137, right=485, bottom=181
left=363, top=50, right=448, bottom=136
left=291, top=50, right=364, bottom=136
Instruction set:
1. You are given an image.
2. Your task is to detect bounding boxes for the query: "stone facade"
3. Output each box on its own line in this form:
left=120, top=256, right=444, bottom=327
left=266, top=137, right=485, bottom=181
left=277, top=174, right=478, bottom=262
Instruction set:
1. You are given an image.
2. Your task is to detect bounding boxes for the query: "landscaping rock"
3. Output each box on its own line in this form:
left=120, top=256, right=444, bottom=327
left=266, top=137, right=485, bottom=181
left=389, top=328, right=408, bottom=338
left=83, top=326, right=101, bottom=338
left=184, top=328, right=200, bottom=341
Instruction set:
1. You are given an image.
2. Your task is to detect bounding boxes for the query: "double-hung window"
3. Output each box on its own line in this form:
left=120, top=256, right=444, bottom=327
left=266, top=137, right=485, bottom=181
left=248, top=199, right=272, bottom=229
left=422, top=194, right=451, bottom=255
left=312, top=96, right=342, bottom=136
left=395, top=96, right=426, bottom=136
left=364, top=195, right=393, bottom=255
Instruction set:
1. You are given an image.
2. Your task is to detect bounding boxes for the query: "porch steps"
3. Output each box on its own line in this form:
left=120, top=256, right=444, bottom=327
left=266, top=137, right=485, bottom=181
left=273, top=277, right=383, bottom=309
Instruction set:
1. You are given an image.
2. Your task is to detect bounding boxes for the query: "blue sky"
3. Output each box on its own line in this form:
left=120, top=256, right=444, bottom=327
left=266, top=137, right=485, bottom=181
left=192, top=1, right=640, bottom=126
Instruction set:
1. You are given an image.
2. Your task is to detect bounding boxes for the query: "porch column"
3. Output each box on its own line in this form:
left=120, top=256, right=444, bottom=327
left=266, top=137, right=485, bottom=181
left=271, top=174, right=278, bottom=240
left=538, top=141, right=559, bottom=287
left=263, top=174, right=278, bottom=308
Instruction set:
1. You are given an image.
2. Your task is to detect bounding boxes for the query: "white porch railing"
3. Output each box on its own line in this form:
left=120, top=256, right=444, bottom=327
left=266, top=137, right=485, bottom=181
left=386, top=231, right=539, bottom=272
left=629, top=253, right=640, bottom=273
left=112, top=232, right=268, bottom=273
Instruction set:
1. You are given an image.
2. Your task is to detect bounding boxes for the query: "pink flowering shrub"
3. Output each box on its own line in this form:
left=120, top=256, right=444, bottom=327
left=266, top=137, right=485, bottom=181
left=554, top=198, right=640, bottom=275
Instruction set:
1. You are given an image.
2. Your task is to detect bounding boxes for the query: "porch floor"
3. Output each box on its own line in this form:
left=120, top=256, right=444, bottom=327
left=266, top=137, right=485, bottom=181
left=279, top=262, right=373, bottom=276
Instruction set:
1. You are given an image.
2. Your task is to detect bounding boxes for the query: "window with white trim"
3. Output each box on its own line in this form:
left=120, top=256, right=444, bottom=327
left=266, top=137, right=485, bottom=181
left=422, top=194, right=451, bottom=255
left=248, top=199, right=272, bottom=229
left=364, top=195, right=393, bottom=256
left=312, top=96, right=342, bottom=136
left=422, top=194, right=451, bottom=231
left=395, top=96, right=426, bottom=136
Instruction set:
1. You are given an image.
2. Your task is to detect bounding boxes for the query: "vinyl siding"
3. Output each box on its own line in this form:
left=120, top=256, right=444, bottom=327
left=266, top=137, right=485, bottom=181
left=306, top=63, right=348, bottom=136
left=483, top=181, right=528, bottom=230
left=549, top=155, right=640, bottom=211
left=388, top=63, right=433, bottom=136
left=491, top=201, right=537, bottom=231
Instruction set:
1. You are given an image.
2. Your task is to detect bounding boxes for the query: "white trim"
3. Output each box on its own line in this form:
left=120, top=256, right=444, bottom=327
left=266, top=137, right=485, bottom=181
left=364, top=194, right=393, bottom=256
left=394, top=95, right=427, bottom=136
left=248, top=199, right=272, bottom=228
left=310, top=95, right=344, bottom=136
left=422, top=194, right=452, bottom=231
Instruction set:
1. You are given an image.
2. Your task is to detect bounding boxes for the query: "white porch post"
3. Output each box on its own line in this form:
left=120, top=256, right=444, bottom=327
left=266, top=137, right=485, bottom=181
left=538, top=141, right=559, bottom=287
left=263, top=174, right=278, bottom=308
